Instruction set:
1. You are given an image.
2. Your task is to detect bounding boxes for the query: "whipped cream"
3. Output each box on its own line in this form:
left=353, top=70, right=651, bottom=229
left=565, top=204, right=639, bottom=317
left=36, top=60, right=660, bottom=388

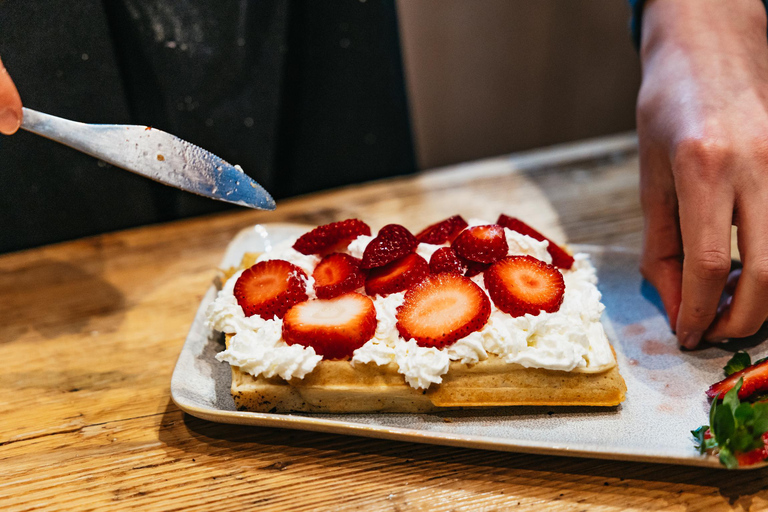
left=207, top=222, right=615, bottom=389
left=207, top=268, right=321, bottom=380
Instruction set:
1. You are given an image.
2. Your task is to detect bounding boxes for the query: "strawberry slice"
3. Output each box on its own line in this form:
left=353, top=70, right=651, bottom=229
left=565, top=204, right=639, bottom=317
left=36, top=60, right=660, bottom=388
left=707, top=359, right=768, bottom=400
left=737, top=441, right=768, bottom=467
left=415, top=215, right=469, bottom=244
left=484, top=255, right=565, bottom=317
left=292, top=219, right=371, bottom=255
left=429, top=247, right=467, bottom=275
left=365, top=253, right=429, bottom=296
left=312, top=253, right=366, bottom=299
left=361, top=224, right=418, bottom=269
left=282, top=293, right=376, bottom=359
left=396, top=273, right=491, bottom=348
left=234, top=260, right=309, bottom=320
left=496, top=214, right=574, bottom=269
left=452, top=224, right=508, bottom=264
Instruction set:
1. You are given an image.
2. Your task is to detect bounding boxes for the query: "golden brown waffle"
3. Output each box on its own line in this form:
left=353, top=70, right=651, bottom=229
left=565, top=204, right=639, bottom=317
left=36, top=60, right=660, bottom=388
left=226, top=335, right=626, bottom=412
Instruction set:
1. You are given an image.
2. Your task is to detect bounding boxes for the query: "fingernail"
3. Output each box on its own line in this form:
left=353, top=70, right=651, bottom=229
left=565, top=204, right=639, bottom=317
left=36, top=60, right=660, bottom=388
left=0, top=108, right=21, bottom=135
left=678, top=331, right=703, bottom=349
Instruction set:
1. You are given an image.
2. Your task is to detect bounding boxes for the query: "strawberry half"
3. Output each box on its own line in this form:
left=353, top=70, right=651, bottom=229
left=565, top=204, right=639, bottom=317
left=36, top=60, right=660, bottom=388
left=312, top=253, right=366, bottom=299
left=292, top=219, right=371, bottom=255
left=365, top=253, right=429, bottom=296
left=429, top=247, right=467, bottom=275
left=234, top=260, right=309, bottom=320
left=707, top=359, right=768, bottom=400
left=361, top=224, right=418, bottom=269
left=282, top=293, right=376, bottom=359
left=484, top=255, right=565, bottom=317
left=496, top=214, right=574, bottom=269
left=463, top=259, right=490, bottom=278
left=415, top=215, right=469, bottom=244
left=396, top=273, right=491, bottom=348
left=452, top=224, right=508, bottom=264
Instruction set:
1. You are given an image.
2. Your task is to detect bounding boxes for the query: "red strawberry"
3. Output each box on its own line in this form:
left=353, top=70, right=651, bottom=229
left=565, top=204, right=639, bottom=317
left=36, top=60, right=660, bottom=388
left=463, top=259, right=490, bottom=278
left=312, top=253, right=366, bottom=299
left=429, top=247, right=467, bottom=275
left=484, top=255, right=565, bottom=317
left=292, top=219, right=371, bottom=255
left=365, top=253, right=429, bottom=296
left=282, top=293, right=376, bottom=359
left=234, top=260, right=308, bottom=320
left=452, top=224, right=508, bottom=264
left=707, top=359, right=768, bottom=400
left=415, top=215, right=469, bottom=244
left=361, top=224, right=418, bottom=269
left=396, top=273, right=491, bottom=348
left=737, top=440, right=768, bottom=467
left=496, top=214, right=574, bottom=269
left=701, top=428, right=768, bottom=467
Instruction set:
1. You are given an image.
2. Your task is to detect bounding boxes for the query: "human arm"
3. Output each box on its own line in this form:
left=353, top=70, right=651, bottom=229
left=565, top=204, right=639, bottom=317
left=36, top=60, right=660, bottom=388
left=637, top=0, right=768, bottom=348
left=0, top=55, right=22, bottom=135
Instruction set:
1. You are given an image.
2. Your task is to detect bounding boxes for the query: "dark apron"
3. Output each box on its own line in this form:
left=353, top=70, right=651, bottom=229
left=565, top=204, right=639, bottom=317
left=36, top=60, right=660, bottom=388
left=0, top=0, right=415, bottom=253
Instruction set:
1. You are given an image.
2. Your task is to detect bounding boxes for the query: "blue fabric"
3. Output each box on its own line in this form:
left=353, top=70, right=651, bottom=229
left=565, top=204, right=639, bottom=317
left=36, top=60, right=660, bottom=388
left=628, top=0, right=644, bottom=49
left=629, top=0, right=768, bottom=48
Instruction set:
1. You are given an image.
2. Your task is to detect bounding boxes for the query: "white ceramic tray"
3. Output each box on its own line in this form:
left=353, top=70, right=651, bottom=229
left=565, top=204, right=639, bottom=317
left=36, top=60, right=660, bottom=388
left=170, top=223, right=768, bottom=468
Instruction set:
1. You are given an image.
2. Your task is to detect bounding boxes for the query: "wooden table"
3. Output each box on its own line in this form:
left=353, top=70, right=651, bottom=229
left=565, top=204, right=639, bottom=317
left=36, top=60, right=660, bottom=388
left=2, top=133, right=765, bottom=511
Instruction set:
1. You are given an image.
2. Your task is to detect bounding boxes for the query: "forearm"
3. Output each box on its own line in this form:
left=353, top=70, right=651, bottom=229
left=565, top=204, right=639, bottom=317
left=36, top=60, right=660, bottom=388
left=641, top=0, right=768, bottom=61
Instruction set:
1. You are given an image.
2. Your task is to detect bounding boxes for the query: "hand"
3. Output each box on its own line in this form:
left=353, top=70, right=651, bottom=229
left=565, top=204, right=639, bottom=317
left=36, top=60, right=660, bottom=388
left=637, top=0, right=768, bottom=348
left=0, top=55, right=22, bottom=135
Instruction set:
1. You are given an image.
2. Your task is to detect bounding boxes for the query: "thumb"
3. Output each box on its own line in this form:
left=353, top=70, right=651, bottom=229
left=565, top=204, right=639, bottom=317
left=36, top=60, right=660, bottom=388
left=0, top=56, right=23, bottom=135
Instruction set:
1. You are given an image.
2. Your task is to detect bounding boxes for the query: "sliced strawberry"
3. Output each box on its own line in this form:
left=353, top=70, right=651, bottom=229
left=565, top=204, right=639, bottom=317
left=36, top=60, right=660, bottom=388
left=415, top=215, right=469, bottom=244
left=496, top=214, right=574, bottom=269
left=484, top=255, right=565, bottom=317
left=429, top=247, right=467, bottom=275
left=312, top=253, right=366, bottom=299
left=361, top=224, right=418, bottom=269
left=234, top=260, right=308, bottom=320
left=707, top=359, right=768, bottom=400
left=737, top=443, right=768, bottom=467
left=282, top=293, right=376, bottom=359
left=396, top=273, right=491, bottom=348
left=452, top=224, right=508, bottom=264
left=365, top=253, right=429, bottom=296
left=292, top=219, right=371, bottom=255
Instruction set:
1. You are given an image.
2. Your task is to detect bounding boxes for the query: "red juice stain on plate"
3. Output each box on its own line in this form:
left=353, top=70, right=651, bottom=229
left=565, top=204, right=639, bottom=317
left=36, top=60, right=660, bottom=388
left=628, top=358, right=638, bottom=366
left=641, top=339, right=676, bottom=356
left=623, top=324, right=646, bottom=337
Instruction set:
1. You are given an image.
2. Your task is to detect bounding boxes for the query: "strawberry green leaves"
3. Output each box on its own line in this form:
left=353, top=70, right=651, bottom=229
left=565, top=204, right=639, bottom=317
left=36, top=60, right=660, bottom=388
left=724, top=352, right=752, bottom=377
left=694, top=378, right=768, bottom=468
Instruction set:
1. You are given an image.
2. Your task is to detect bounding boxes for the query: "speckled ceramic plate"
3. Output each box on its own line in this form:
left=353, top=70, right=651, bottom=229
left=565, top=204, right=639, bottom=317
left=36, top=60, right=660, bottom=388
left=170, top=223, right=768, bottom=469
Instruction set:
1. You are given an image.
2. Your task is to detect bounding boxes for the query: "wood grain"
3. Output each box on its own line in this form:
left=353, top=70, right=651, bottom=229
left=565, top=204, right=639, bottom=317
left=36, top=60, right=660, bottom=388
left=1, top=134, right=760, bottom=511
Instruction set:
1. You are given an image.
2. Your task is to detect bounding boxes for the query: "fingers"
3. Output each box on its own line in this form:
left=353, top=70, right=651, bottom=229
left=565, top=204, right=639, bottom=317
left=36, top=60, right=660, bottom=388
left=706, top=203, right=768, bottom=341
left=0, top=56, right=22, bottom=135
left=674, top=143, right=734, bottom=349
left=639, top=146, right=684, bottom=331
